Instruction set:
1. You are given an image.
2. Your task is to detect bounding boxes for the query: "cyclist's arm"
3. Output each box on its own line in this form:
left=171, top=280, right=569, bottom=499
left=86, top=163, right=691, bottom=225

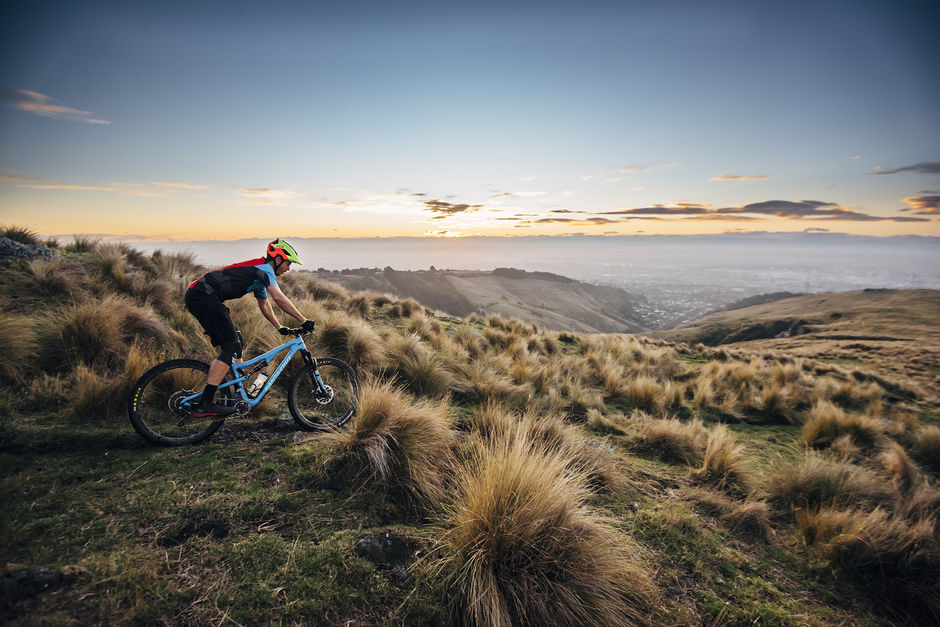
left=266, top=284, right=306, bottom=324
left=256, top=297, right=282, bottom=329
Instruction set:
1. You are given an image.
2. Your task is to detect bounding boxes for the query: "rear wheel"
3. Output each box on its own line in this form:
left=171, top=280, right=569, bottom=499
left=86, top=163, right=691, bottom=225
left=128, top=359, right=232, bottom=446
left=288, top=358, right=358, bottom=431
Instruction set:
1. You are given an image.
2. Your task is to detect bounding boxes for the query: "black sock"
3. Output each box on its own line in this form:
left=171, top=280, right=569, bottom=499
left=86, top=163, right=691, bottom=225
left=201, top=384, right=218, bottom=407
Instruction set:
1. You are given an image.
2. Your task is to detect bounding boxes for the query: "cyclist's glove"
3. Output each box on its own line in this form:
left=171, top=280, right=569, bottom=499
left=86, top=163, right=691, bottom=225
left=301, top=319, right=316, bottom=333
left=278, top=325, right=291, bottom=336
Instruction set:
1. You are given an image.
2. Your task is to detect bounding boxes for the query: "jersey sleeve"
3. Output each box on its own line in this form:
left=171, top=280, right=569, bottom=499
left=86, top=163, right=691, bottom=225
left=248, top=264, right=278, bottom=300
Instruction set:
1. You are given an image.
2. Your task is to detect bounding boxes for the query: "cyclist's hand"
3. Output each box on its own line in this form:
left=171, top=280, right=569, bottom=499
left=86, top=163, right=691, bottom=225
left=278, top=325, right=291, bottom=336
left=301, top=319, right=316, bottom=333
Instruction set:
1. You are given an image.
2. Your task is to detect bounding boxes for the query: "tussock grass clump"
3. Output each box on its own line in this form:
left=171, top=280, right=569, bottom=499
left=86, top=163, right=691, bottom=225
left=767, top=456, right=896, bottom=513
left=587, top=409, right=630, bottom=435
left=314, top=311, right=386, bottom=374
left=0, top=313, right=34, bottom=384
left=802, top=400, right=884, bottom=450
left=796, top=507, right=939, bottom=622
left=346, top=293, right=373, bottom=318
left=63, top=234, right=99, bottom=253
left=912, top=426, right=940, bottom=474
left=36, top=295, right=182, bottom=372
left=440, top=435, right=657, bottom=627
left=320, top=379, right=454, bottom=507
left=384, top=332, right=454, bottom=398
left=629, top=416, right=708, bottom=465
left=722, top=501, right=774, bottom=541
left=29, top=257, right=86, bottom=297
left=691, top=425, right=752, bottom=495
left=0, top=224, right=41, bottom=245
left=879, top=441, right=920, bottom=495
left=150, top=249, right=200, bottom=280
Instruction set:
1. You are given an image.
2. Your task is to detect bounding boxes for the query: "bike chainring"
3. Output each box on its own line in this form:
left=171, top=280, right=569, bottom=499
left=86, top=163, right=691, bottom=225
left=168, top=390, right=196, bottom=418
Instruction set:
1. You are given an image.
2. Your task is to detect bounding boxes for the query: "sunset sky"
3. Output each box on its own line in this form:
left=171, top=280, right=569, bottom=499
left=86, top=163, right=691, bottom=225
left=1, top=0, right=938, bottom=240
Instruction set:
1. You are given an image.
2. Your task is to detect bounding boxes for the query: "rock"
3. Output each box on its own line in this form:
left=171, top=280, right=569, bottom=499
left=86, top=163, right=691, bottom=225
left=354, top=531, right=414, bottom=569
left=0, top=237, right=55, bottom=263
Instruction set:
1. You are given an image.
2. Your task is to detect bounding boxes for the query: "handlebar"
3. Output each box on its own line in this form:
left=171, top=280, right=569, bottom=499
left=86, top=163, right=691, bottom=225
left=279, top=326, right=314, bottom=336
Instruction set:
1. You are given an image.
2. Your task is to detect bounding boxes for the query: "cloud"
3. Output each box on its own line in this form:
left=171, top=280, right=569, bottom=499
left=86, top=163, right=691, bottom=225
left=423, top=199, right=483, bottom=216
left=523, top=217, right=617, bottom=226
left=601, top=199, right=929, bottom=222
left=235, top=187, right=309, bottom=206
left=804, top=227, right=830, bottom=233
left=900, top=195, right=940, bottom=215
left=869, top=162, right=940, bottom=176
left=711, top=174, right=771, bottom=181
left=17, top=183, right=164, bottom=197
left=0, top=173, right=46, bottom=184
left=1, top=89, right=110, bottom=124
left=152, top=181, right=209, bottom=189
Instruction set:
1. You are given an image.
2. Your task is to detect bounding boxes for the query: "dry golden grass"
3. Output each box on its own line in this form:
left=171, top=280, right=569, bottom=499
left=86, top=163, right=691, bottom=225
left=766, top=455, right=897, bottom=513
left=35, top=294, right=183, bottom=373
left=796, top=506, right=939, bottom=621
left=628, top=416, right=708, bottom=465
left=0, top=312, right=34, bottom=384
left=313, top=309, right=386, bottom=374
left=691, top=424, right=752, bottom=495
left=439, top=433, right=657, bottom=627
left=879, top=441, right=920, bottom=495
left=384, top=332, right=455, bottom=399
left=29, top=257, right=86, bottom=297
left=722, top=500, right=774, bottom=541
left=912, top=425, right=940, bottom=474
left=801, top=400, right=885, bottom=450
left=319, top=379, right=455, bottom=507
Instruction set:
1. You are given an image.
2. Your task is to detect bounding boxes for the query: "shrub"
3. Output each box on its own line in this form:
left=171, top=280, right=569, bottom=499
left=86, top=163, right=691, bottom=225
left=802, top=400, right=884, bottom=449
left=439, top=434, right=657, bottom=627
left=319, top=379, right=454, bottom=507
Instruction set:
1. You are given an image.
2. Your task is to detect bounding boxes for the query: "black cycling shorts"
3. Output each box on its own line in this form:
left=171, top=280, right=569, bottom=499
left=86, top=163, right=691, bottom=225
left=184, top=288, right=238, bottom=347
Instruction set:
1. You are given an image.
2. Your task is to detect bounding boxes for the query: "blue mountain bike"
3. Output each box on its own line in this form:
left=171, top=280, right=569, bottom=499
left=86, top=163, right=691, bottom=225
left=128, top=327, right=358, bottom=446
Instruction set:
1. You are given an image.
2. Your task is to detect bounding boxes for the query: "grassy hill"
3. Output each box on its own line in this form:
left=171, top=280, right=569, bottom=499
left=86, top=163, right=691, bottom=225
left=311, top=266, right=649, bottom=333
left=2, top=230, right=939, bottom=625
left=652, top=289, right=940, bottom=402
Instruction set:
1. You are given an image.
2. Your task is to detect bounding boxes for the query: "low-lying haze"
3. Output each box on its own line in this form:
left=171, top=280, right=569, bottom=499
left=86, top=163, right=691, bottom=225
left=125, top=233, right=940, bottom=327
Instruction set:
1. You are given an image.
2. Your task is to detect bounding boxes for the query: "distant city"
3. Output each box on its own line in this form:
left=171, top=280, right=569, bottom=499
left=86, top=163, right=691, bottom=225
left=129, top=233, right=940, bottom=328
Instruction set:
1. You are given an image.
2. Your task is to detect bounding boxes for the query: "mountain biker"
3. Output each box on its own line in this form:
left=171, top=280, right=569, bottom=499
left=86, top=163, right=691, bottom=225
left=184, top=238, right=315, bottom=417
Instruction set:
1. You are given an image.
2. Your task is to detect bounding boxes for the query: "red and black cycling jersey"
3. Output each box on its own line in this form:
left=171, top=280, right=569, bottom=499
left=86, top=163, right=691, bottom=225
left=188, top=258, right=278, bottom=301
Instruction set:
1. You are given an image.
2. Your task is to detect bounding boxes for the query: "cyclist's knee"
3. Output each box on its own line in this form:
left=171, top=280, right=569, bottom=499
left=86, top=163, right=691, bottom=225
left=217, top=338, right=242, bottom=365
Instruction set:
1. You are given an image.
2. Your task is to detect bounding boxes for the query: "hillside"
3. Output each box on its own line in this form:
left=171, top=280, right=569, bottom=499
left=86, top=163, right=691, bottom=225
left=652, top=289, right=940, bottom=401
left=1, top=231, right=939, bottom=625
left=310, top=266, right=649, bottom=333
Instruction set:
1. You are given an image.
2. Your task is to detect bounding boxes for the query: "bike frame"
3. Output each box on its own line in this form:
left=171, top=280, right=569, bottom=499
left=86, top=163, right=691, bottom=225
left=181, top=334, right=324, bottom=410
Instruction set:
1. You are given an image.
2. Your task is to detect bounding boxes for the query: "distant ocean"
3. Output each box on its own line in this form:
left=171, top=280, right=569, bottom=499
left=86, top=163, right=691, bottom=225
left=124, top=233, right=940, bottom=318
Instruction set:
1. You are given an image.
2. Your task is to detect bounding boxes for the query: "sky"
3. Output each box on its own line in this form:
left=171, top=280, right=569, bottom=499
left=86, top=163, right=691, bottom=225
left=1, top=0, right=939, bottom=241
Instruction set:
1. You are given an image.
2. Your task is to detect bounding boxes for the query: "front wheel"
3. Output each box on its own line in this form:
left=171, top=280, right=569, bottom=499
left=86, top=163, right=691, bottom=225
left=128, top=359, right=229, bottom=446
left=288, top=358, right=358, bottom=431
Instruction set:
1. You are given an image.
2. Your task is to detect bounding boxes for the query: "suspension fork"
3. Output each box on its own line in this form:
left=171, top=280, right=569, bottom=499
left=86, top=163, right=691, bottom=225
left=300, top=349, right=329, bottom=396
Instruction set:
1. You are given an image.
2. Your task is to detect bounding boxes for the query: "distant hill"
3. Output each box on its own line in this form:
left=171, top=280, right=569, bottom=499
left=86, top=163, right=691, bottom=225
left=308, top=267, right=650, bottom=333
left=652, top=289, right=940, bottom=400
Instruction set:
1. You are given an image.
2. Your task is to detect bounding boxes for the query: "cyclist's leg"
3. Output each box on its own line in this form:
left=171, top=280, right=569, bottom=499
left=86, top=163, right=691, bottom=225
left=185, top=290, right=241, bottom=415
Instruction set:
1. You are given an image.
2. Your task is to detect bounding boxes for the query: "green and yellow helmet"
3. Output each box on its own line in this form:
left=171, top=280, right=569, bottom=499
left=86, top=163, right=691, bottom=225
left=266, top=238, right=302, bottom=265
